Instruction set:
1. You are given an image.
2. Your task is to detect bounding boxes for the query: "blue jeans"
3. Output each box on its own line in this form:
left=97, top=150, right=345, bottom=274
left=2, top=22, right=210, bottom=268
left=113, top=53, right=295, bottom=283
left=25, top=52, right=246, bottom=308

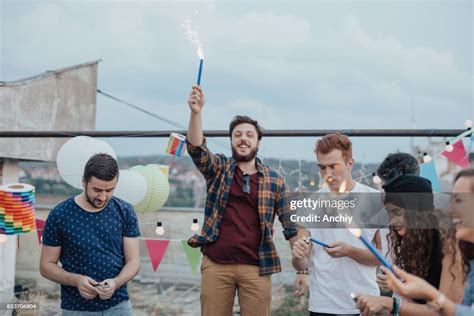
left=62, top=300, right=133, bottom=316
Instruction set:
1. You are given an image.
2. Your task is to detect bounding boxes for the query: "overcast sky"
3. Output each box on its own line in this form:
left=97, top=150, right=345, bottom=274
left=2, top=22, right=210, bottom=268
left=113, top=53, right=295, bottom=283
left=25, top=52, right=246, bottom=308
left=1, top=0, right=472, bottom=163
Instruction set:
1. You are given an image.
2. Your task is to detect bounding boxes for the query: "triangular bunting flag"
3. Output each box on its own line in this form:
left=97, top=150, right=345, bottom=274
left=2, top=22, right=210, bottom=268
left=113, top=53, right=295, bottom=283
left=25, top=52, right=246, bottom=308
left=35, top=219, right=45, bottom=244
left=181, top=240, right=201, bottom=275
left=145, top=239, right=170, bottom=272
left=442, top=140, right=470, bottom=168
left=420, top=160, right=441, bottom=192
left=469, top=133, right=474, bottom=161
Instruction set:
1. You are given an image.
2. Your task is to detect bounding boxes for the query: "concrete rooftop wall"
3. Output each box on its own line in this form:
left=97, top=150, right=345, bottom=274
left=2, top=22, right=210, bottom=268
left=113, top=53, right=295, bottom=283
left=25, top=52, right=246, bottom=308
left=0, top=61, right=99, bottom=162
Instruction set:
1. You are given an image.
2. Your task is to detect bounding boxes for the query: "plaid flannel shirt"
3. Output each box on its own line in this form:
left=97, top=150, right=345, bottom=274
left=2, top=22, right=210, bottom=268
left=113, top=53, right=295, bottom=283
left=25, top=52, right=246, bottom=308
left=186, top=137, right=297, bottom=276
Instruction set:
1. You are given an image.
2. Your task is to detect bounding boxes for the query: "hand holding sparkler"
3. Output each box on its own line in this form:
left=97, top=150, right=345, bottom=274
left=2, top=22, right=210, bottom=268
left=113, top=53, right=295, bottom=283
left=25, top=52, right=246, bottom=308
left=292, top=237, right=312, bottom=272
left=376, top=270, right=391, bottom=292
left=381, top=266, right=437, bottom=301
left=324, top=241, right=352, bottom=258
left=292, top=238, right=311, bottom=259
left=188, top=85, right=205, bottom=114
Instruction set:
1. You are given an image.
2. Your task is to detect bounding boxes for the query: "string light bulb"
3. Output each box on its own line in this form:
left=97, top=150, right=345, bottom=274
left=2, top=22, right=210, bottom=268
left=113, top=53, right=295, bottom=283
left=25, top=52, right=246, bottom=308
left=372, top=173, right=381, bottom=184
left=445, top=142, right=454, bottom=152
left=465, top=120, right=472, bottom=129
left=191, top=219, right=200, bottom=232
left=423, top=153, right=432, bottom=163
left=155, top=222, right=165, bottom=236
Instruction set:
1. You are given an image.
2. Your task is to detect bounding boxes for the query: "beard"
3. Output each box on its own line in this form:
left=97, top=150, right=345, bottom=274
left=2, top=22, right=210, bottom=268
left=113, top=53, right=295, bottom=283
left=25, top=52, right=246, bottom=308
left=232, top=145, right=258, bottom=162
left=85, top=191, right=108, bottom=209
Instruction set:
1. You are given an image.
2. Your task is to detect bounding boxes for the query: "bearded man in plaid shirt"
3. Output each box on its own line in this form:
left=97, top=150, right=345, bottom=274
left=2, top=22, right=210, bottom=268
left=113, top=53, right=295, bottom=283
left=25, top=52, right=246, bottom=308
left=186, top=85, right=299, bottom=316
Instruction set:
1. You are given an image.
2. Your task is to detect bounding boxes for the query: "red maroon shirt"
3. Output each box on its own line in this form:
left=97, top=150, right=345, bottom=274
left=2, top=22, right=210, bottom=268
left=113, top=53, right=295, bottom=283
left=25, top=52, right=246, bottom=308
left=204, top=167, right=261, bottom=265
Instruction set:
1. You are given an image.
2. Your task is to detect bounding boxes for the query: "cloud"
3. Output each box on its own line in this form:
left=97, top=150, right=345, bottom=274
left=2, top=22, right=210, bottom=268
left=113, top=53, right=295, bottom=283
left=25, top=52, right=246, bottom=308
left=205, top=10, right=312, bottom=55
left=2, top=2, right=472, bottom=161
left=312, top=15, right=471, bottom=100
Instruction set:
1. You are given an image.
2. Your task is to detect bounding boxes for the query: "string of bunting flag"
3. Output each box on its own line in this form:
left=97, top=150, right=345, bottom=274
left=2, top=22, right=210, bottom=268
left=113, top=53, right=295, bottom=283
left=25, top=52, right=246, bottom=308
left=32, top=218, right=203, bottom=275
left=30, top=217, right=286, bottom=276
left=354, top=120, right=472, bottom=190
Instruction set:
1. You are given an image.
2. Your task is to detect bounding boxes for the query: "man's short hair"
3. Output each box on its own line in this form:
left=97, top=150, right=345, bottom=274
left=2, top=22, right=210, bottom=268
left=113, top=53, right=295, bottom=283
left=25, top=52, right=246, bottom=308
left=315, top=133, right=352, bottom=162
left=229, top=115, right=263, bottom=140
left=83, top=153, right=119, bottom=183
left=377, top=152, right=419, bottom=183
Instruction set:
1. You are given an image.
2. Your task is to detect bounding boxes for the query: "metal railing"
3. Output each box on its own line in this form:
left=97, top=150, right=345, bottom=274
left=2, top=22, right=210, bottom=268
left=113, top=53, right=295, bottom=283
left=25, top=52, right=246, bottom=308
left=0, top=129, right=470, bottom=138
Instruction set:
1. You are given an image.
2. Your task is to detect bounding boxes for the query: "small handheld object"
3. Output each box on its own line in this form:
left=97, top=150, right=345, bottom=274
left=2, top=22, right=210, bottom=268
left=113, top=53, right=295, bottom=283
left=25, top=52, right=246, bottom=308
left=197, top=59, right=203, bottom=85
left=306, top=237, right=331, bottom=248
left=93, top=282, right=111, bottom=289
left=350, top=292, right=359, bottom=303
left=349, top=228, right=401, bottom=279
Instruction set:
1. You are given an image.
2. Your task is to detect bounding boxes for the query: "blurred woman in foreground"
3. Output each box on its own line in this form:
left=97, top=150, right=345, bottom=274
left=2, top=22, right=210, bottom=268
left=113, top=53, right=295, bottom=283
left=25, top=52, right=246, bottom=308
left=383, top=169, right=474, bottom=316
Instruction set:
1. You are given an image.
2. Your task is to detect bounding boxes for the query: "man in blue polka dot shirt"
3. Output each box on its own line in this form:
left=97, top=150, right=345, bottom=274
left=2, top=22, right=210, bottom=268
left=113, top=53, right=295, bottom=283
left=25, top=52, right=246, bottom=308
left=40, top=153, right=141, bottom=315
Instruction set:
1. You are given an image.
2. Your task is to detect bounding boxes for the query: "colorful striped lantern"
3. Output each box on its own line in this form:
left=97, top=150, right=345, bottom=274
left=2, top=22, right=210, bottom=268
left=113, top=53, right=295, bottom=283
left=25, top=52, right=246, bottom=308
left=166, top=133, right=186, bottom=157
left=0, top=183, right=36, bottom=235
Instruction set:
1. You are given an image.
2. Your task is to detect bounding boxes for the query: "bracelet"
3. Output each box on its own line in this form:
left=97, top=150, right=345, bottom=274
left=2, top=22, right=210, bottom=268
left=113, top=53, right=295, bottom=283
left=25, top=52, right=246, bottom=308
left=391, top=297, right=400, bottom=316
left=296, top=269, right=309, bottom=275
left=427, top=293, right=446, bottom=313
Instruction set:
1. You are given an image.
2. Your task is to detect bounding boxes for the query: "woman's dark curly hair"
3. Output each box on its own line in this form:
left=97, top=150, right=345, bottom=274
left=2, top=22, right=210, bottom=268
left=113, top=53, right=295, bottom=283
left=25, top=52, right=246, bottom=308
left=459, top=240, right=474, bottom=277
left=387, top=210, right=442, bottom=279
left=383, top=174, right=457, bottom=279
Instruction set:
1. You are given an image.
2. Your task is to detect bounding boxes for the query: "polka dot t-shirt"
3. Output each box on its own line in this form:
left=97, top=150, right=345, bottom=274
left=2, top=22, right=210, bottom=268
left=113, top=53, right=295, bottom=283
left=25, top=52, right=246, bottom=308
left=42, top=196, right=141, bottom=311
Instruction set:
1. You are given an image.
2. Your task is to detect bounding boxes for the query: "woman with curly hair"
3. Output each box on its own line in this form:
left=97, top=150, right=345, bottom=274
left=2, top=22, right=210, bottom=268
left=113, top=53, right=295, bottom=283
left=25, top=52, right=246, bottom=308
left=355, top=174, right=464, bottom=315
left=383, top=169, right=474, bottom=316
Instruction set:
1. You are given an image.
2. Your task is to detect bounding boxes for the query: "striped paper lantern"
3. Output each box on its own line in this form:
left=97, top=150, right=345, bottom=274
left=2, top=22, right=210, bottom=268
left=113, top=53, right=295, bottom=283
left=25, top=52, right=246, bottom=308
left=130, top=165, right=169, bottom=213
left=114, top=169, right=148, bottom=206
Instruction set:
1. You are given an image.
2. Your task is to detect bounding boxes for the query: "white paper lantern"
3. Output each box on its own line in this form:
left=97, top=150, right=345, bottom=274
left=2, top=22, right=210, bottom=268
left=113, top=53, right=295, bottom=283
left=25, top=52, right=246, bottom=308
left=57, top=136, right=117, bottom=189
left=114, top=169, right=148, bottom=206
left=131, top=165, right=170, bottom=213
